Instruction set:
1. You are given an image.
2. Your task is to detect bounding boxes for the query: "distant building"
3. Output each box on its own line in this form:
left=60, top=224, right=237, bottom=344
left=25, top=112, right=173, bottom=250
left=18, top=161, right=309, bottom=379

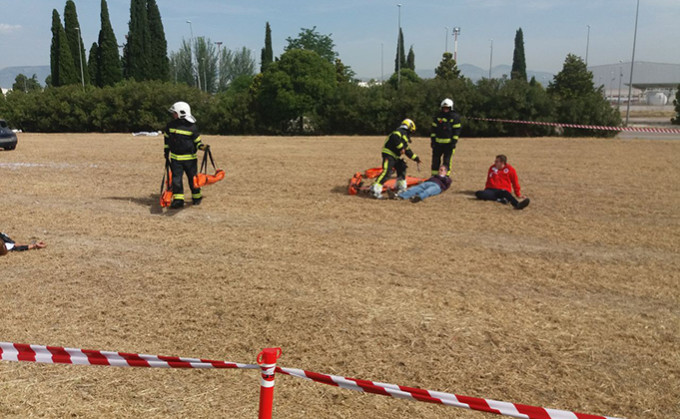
left=589, top=62, right=680, bottom=105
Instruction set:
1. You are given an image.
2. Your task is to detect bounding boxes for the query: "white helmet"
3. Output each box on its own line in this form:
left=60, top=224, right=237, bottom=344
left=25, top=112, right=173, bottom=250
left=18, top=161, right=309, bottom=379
left=168, top=101, right=196, bottom=123
left=440, top=98, right=454, bottom=109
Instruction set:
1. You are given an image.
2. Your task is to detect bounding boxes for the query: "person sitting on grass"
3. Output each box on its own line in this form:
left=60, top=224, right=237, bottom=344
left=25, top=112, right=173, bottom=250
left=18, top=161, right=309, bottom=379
left=475, top=154, right=530, bottom=210
left=0, top=232, right=46, bottom=256
left=396, top=165, right=452, bottom=203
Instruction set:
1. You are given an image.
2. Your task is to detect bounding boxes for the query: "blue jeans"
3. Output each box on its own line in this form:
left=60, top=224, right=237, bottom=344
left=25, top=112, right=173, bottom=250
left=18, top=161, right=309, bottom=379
left=399, top=181, right=442, bottom=200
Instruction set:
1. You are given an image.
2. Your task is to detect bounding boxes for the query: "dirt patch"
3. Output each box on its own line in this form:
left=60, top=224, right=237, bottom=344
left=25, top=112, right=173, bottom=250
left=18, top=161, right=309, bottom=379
left=1, top=133, right=678, bottom=418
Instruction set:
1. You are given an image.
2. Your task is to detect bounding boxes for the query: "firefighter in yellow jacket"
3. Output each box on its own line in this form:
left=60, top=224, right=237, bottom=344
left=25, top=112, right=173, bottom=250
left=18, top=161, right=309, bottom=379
left=370, top=118, right=421, bottom=199
left=164, top=101, right=208, bottom=209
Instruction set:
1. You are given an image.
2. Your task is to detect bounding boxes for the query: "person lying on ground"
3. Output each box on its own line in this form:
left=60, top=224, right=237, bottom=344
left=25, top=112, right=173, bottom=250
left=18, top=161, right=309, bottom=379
left=395, top=165, right=451, bottom=203
left=475, top=154, right=530, bottom=210
left=0, top=232, right=47, bottom=256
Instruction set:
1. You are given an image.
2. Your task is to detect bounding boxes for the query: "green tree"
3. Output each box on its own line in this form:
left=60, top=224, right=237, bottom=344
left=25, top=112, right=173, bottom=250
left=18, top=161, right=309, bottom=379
left=123, top=0, right=149, bottom=80
left=87, top=42, right=99, bottom=85
left=96, top=0, right=122, bottom=87
left=548, top=54, right=621, bottom=136
left=64, top=0, right=89, bottom=85
left=285, top=26, right=338, bottom=63
left=260, top=22, right=273, bottom=73
left=169, top=40, right=194, bottom=86
left=406, top=46, right=415, bottom=71
left=511, top=28, right=527, bottom=81
left=672, top=85, right=680, bottom=125
left=194, top=37, right=218, bottom=93
left=256, top=49, right=336, bottom=133
left=50, top=9, right=78, bottom=86
left=394, top=28, right=406, bottom=73
left=146, top=0, right=169, bottom=81
left=218, top=47, right=256, bottom=91
left=49, top=10, right=60, bottom=86
left=334, top=58, right=356, bottom=84
left=12, top=74, right=42, bottom=93
left=435, top=52, right=461, bottom=80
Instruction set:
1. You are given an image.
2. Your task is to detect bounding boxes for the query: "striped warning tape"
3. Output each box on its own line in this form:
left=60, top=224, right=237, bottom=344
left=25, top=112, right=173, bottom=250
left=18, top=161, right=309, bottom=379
left=276, top=366, right=622, bottom=419
left=468, top=117, right=680, bottom=134
left=0, top=342, right=258, bottom=370
left=0, top=342, right=622, bottom=419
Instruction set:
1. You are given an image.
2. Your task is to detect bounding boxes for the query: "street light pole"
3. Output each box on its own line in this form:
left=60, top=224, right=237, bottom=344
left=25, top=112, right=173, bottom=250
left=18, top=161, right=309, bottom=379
left=381, top=42, right=384, bottom=82
left=617, top=61, right=623, bottom=109
left=186, top=20, right=201, bottom=91
left=452, top=27, right=461, bottom=63
left=625, top=0, right=640, bottom=126
left=585, top=25, right=591, bottom=66
left=397, top=3, right=401, bottom=88
left=489, top=39, right=493, bottom=79
left=75, top=27, right=85, bottom=90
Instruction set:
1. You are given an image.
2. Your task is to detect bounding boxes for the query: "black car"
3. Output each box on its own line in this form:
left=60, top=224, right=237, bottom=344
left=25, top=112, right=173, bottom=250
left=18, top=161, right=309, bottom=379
left=0, top=119, right=17, bottom=150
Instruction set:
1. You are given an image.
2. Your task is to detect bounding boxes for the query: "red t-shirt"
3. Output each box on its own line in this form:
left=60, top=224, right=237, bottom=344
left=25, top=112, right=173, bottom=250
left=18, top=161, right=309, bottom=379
left=485, top=164, right=521, bottom=196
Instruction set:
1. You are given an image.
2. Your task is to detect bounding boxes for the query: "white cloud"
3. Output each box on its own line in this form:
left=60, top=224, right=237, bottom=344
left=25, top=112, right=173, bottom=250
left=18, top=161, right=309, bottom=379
left=0, top=24, right=22, bottom=35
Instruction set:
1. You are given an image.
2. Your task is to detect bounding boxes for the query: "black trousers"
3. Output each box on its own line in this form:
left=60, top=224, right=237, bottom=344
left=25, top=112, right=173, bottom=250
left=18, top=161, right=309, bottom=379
left=431, top=143, right=455, bottom=175
left=475, top=188, right=519, bottom=207
left=375, top=155, right=406, bottom=185
left=170, top=158, right=201, bottom=202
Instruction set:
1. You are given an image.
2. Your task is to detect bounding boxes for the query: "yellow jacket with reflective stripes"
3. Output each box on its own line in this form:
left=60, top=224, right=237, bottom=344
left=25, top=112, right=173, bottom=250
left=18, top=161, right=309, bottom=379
left=382, top=127, right=418, bottom=161
left=163, top=118, right=203, bottom=160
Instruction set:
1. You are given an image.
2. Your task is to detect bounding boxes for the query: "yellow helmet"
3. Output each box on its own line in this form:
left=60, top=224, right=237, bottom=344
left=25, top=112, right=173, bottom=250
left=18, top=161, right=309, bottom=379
left=401, top=118, right=416, bottom=133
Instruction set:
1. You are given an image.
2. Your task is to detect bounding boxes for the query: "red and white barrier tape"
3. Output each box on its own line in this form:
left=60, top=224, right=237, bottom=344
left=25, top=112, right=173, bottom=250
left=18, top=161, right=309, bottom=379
left=0, top=342, right=622, bottom=419
left=469, top=117, right=680, bottom=134
left=0, top=342, right=258, bottom=370
left=277, top=367, right=621, bottom=419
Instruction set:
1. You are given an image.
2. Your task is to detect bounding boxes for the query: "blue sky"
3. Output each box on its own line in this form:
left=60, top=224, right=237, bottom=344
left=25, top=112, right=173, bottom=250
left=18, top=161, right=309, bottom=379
left=0, top=0, right=678, bottom=79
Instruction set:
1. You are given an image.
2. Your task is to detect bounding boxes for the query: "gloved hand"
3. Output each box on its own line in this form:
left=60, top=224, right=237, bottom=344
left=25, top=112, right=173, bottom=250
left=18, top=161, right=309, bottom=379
left=414, top=156, right=422, bottom=164
left=164, top=149, right=169, bottom=159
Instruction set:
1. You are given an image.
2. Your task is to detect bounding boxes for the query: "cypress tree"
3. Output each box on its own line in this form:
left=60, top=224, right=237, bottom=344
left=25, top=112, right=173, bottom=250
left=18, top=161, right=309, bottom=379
left=50, top=9, right=78, bottom=86
left=50, top=10, right=60, bottom=86
left=394, top=28, right=406, bottom=73
left=146, top=0, right=169, bottom=80
left=123, top=0, right=149, bottom=80
left=88, top=42, right=100, bottom=86
left=64, top=0, right=89, bottom=85
left=406, top=45, right=415, bottom=71
left=260, top=22, right=273, bottom=72
left=511, top=28, right=527, bottom=81
left=97, top=0, right=122, bottom=86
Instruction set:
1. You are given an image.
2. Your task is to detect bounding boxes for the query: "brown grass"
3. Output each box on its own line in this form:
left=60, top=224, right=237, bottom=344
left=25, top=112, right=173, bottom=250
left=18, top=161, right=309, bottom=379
left=1, top=133, right=678, bottom=418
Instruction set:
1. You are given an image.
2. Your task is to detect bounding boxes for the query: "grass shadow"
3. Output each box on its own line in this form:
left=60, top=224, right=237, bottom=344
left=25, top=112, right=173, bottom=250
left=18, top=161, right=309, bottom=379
left=105, top=194, right=176, bottom=215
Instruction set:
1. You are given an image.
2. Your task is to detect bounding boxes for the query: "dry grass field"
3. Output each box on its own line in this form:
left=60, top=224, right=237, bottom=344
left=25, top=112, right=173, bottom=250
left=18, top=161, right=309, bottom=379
left=1, top=133, right=678, bottom=418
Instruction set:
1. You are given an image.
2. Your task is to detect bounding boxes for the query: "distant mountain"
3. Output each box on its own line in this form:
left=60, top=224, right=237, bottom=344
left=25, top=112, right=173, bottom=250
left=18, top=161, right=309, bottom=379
left=416, top=64, right=554, bottom=83
left=0, top=66, right=50, bottom=89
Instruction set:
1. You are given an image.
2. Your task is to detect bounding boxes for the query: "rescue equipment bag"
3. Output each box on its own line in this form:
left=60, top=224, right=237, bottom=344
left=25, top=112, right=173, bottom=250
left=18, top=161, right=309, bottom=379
left=193, top=147, right=225, bottom=188
left=159, top=157, right=173, bottom=208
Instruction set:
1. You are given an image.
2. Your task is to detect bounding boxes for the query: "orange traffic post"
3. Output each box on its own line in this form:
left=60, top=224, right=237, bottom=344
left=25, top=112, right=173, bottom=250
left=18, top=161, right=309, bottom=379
left=257, top=347, right=282, bottom=419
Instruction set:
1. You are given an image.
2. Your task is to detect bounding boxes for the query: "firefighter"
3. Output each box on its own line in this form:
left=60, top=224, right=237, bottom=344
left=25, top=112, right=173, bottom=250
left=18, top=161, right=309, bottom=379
left=164, top=101, right=208, bottom=209
left=430, top=98, right=462, bottom=176
left=370, top=118, right=421, bottom=199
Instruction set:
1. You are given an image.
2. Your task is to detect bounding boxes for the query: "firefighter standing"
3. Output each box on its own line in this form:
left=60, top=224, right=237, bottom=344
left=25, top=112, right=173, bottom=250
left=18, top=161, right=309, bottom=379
left=370, top=118, right=421, bottom=199
left=430, top=98, right=461, bottom=176
left=164, top=101, right=208, bottom=209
